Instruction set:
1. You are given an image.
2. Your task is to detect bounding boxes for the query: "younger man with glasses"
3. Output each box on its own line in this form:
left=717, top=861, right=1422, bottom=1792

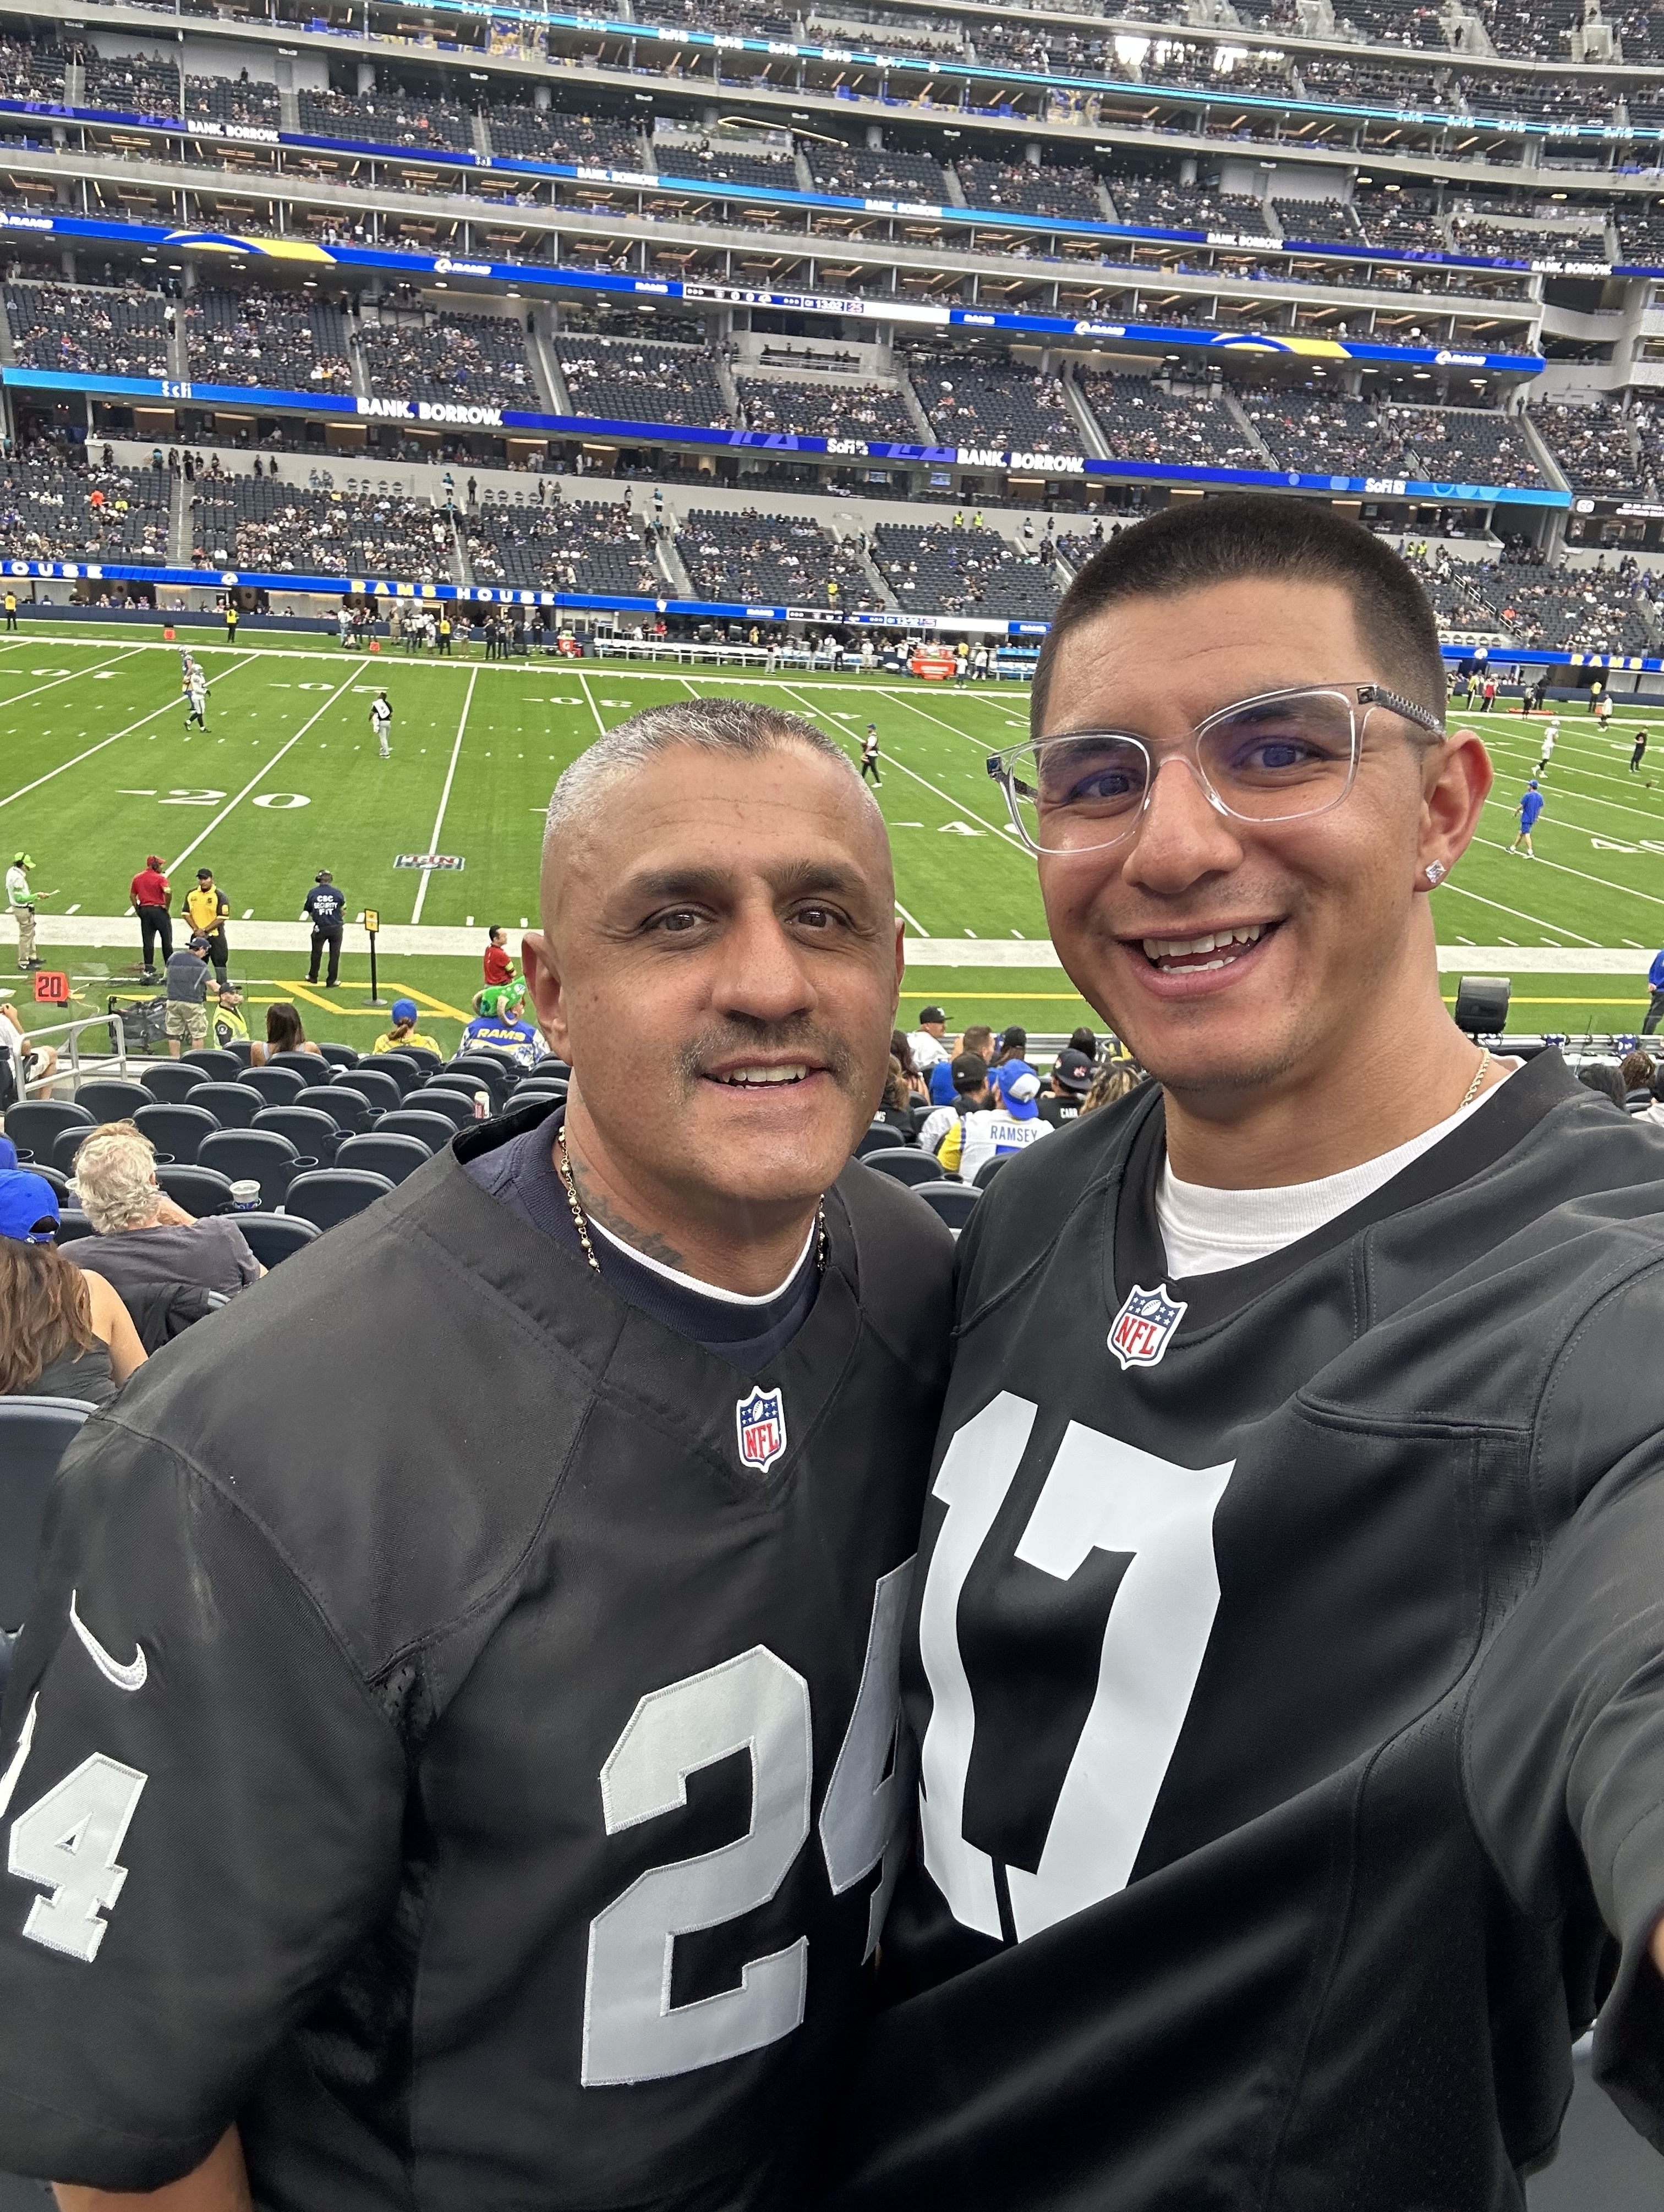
left=831, top=495, right=1664, bottom=2210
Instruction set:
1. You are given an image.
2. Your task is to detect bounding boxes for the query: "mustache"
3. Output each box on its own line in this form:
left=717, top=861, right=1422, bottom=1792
left=675, top=1019, right=860, bottom=1092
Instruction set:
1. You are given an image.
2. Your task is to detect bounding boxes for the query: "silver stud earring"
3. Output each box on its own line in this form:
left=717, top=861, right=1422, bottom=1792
left=1425, top=861, right=1447, bottom=885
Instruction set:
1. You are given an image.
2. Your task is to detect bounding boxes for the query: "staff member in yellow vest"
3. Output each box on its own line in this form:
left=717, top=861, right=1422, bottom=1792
left=183, top=868, right=230, bottom=995
left=225, top=599, right=239, bottom=645
left=6, top=853, right=39, bottom=972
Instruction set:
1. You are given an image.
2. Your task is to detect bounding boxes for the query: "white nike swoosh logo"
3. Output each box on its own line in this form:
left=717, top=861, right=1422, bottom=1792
left=0, top=1695, right=37, bottom=1820
left=68, top=1591, right=147, bottom=1693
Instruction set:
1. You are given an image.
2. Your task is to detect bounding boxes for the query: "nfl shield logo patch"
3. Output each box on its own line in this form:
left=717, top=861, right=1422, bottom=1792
left=736, top=1385, right=788, bottom=1472
left=1108, top=1282, right=1188, bottom=1371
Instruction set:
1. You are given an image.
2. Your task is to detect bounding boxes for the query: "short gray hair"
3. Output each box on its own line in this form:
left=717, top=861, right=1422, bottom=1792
left=545, top=697, right=860, bottom=842
left=72, top=1121, right=162, bottom=1235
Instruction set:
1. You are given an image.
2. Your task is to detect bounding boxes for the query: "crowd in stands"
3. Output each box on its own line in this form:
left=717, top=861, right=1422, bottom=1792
left=1351, top=186, right=1445, bottom=251
left=873, top=522, right=1061, bottom=621
left=555, top=338, right=729, bottom=427
left=955, top=158, right=1102, bottom=221
left=1530, top=399, right=1642, bottom=493
left=1470, top=556, right=1659, bottom=652
left=190, top=476, right=451, bottom=580
left=4, top=282, right=171, bottom=378
left=359, top=311, right=533, bottom=408
left=667, top=144, right=798, bottom=193
left=910, top=363, right=1080, bottom=453
left=806, top=143, right=945, bottom=200
left=677, top=508, right=884, bottom=612
left=183, top=72, right=278, bottom=128
left=1272, top=198, right=1362, bottom=246
left=184, top=289, right=352, bottom=393
left=1080, top=374, right=1261, bottom=470
left=82, top=50, right=178, bottom=116
left=736, top=378, right=918, bottom=443
left=467, top=493, right=659, bottom=596
left=0, top=35, right=68, bottom=101
left=295, top=85, right=474, bottom=153
left=1244, top=391, right=1419, bottom=477
left=489, top=102, right=643, bottom=167
left=1397, top=406, right=1546, bottom=488
left=1107, top=174, right=1270, bottom=236
left=0, top=451, right=168, bottom=565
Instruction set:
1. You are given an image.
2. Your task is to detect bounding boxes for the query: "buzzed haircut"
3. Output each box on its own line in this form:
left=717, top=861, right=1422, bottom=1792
left=1031, top=494, right=1447, bottom=738
left=545, top=696, right=858, bottom=843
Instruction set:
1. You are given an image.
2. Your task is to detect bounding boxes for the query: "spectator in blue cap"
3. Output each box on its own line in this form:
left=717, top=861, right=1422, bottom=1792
left=0, top=1172, right=145, bottom=1403
left=370, top=997, right=443, bottom=1057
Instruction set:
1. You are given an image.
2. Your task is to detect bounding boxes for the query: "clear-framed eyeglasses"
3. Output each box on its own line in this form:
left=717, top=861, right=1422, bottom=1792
left=987, top=684, right=1447, bottom=858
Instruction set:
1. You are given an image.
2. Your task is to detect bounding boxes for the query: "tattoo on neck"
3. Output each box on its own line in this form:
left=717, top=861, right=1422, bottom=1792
left=567, top=1154, right=687, bottom=1270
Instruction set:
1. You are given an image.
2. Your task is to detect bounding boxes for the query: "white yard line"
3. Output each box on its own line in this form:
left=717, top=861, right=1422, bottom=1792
left=411, top=668, right=479, bottom=926
left=576, top=669, right=609, bottom=737
left=0, top=644, right=145, bottom=723
left=166, top=678, right=348, bottom=874
left=0, top=654, right=260, bottom=813
left=779, top=684, right=1027, bottom=851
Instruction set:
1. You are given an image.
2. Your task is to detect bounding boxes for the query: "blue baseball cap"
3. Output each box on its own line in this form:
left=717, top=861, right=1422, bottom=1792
left=391, top=997, right=418, bottom=1024
left=0, top=1170, right=60, bottom=1242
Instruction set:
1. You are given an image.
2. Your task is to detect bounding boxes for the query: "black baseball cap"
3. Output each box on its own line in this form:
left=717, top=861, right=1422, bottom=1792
left=950, top=1051, right=988, bottom=1093
left=188, top=932, right=211, bottom=951
left=1053, top=1047, right=1094, bottom=1094
left=918, top=1005, right=948, bottom=1025
left=1000, top=1025, right=1028, bottom=1053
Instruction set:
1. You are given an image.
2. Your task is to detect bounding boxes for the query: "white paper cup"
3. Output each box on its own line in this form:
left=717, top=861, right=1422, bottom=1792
left=230, top=1179, right=261, bottom=1212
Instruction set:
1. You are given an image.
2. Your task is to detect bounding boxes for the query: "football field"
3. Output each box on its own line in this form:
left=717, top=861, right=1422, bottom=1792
left=1, top=626, right=1662, bottom=1055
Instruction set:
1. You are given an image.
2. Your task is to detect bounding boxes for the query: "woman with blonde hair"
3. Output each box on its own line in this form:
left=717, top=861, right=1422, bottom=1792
left=73, top=1122, right=261, bottom=1297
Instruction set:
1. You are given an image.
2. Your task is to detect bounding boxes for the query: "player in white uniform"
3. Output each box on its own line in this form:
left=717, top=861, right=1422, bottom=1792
left=1534, top=720, right=1557, bottom=776
left=184, top=662, right=209, bottom=732
left=371, top=690, right=392, bottom=759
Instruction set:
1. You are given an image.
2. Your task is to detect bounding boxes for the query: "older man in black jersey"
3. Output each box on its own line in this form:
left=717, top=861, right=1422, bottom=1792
left=830, top=496, right=1664, bottom=2211
left=0, top=700, right=952, bottom=2212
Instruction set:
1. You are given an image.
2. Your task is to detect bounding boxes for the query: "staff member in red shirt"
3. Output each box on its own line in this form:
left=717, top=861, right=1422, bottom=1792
left=483, top=924, right=513, bottom=990
left=129, top=854, right=172, bottom=982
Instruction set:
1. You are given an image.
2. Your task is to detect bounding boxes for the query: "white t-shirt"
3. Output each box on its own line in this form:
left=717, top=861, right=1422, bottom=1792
left=4, top=865, right=30, bottom=911
left=1155, top=1066, right=1519, bottom=1278
left=1540, top=727, right=1557, bottom=754
left=907, top=1029, right=949, bottom=1070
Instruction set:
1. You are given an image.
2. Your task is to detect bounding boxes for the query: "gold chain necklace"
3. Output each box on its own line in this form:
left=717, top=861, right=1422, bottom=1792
left=554, top=1121, right=828, bottom=1279
left=1456, top=1048, right=1492, bottom=1115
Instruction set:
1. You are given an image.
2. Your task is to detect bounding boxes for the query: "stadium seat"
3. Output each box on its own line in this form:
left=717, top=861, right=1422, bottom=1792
left=180, top=1048, right=240, bottom=1082
left=239, top=1064, right=309, bottom=1108
left=506, top=1085, right=565, bottom=1114
left=52, top=1126, right=94, bottom=1174
left=199, top=1130, right=301, bottom=1212
left=224, top=1040, right=255, bottom=1068
left=2, top=1099, right=92, bottom=1164
left=421, top=1073, right=486, bottom=1103
left=140, top=1062, right=214, bottom=1105
left=397, top=1046, right=444, bottom=1074
left=343, top=1065, right=403, bottom=1116
left=864, top=1151, right=945, bottom=1187
left=234, top=1211, right=320, bottom=1269
left=156, top=1163, right=235, bottom=1218
left=368, top=1051, right=424, bottom=1095
left=317, top=1042, right=360, bottom=1071
left=133, top=1102, right=220, bottom=1166
left=73, top=1078, right=155, bottom=1124
left=855, top=1127, right=907, bottom=1157
left=185, top=1082, right=261, bottom=1129
left=29, top=1165, right=68, bottom=1203
left=407, top=1087, right=478, bottom=1130
left=52, top=1209, right=94, bottom=1244
left=376, top=1110, right=462, bottom=1154
left=973, top=1155, right=1015, bottom=1189
left=283, top=1167, right=395, bottom=1231
left=293, top=1085, right=374, bottom=1136
left=266, top=1050, right=331, bottom=1080
left=252, top=1105, right=340, bottom=1167
left=336, top=1132, right=433, bottom=1186
left=0, top=1396, right=92, bottom=1635
left=451, top=1053, right=514, bottom=1097
left=916, top=1183, right=980, bottom=1232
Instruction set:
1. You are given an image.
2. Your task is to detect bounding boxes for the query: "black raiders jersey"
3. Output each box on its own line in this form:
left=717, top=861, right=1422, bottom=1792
left=0, top=1120, right=953, bottom=2209
left=829, top=1050, right=1664, bottom=2211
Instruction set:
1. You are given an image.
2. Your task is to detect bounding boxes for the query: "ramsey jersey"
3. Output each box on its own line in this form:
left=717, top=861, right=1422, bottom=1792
left=830, top=1052, right=1664, bottom=2211
left=0, top=1117, right=954, bottom=2209
left=932, top=1108, right=1050, bottom=1184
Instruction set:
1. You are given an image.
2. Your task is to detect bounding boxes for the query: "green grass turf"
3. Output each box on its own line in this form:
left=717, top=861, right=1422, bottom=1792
left=2, top=635, right=1662, bottom=1050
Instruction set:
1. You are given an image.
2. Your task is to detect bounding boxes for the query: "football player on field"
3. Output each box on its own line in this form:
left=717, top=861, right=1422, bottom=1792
left=0, top=700, right=952, bottom=2211
left=829, top=496, right=1664, bottom=2210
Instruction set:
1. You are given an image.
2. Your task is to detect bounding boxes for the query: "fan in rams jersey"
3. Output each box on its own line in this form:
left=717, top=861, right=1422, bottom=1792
left=0, top=700, right=952, bottom=2211
left=828, top=496, right=1664, bottom=2210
